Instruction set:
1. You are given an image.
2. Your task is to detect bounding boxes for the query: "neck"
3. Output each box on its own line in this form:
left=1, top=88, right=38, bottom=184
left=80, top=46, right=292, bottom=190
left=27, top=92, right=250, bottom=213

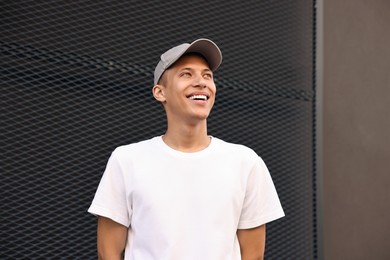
left=162, top=120, right=210, bottom=152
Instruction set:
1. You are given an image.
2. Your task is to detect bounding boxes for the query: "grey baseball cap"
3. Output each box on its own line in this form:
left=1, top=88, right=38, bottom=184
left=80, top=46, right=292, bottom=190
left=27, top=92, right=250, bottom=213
left=154, top=38, right=222, bottom=85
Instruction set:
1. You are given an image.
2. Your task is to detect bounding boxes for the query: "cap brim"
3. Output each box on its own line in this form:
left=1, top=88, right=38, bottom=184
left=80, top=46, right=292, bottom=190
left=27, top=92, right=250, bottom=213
left=184, top=38, right=222, bottom=71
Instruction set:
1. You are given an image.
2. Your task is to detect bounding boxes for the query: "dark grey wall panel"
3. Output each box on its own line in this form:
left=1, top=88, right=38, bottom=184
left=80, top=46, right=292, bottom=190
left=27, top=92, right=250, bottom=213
left=1, top=1, right=317, bottom=259
left=323, top=1, right=390, bottom=259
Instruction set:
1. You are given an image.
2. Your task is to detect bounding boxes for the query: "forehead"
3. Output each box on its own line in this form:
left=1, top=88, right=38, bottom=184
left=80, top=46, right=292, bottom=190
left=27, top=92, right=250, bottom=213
left=169, top=53, right=211, bottom=71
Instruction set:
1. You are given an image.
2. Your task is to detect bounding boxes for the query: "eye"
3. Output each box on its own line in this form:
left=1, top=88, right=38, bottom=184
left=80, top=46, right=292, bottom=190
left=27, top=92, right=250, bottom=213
left=203, top=73, right=213, bottom=79
left=180, top=72, right=191, bottom=77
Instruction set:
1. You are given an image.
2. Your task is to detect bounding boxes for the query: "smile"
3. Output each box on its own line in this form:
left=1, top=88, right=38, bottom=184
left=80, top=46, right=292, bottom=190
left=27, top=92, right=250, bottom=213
left=188, top=95, right=208, bottom=101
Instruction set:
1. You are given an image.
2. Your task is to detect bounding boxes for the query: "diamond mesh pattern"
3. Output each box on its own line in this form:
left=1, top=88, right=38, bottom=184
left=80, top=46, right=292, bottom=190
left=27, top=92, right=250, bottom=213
left=1, top=1, right=317, bottom=259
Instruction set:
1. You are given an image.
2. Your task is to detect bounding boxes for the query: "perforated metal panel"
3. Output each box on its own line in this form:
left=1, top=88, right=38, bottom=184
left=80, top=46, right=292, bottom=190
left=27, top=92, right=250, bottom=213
left=1, top=1, right=317, bottom=259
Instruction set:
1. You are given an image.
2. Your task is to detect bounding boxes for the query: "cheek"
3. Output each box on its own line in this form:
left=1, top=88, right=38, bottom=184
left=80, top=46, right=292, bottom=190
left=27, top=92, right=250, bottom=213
left=210, top=83, right=217, bottom=95
left=210, top=89, right=216, bottom=105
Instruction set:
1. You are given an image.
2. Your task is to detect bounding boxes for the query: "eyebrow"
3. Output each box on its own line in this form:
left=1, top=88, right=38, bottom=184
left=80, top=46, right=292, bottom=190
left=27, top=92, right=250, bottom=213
left=180, top=67, right=213, bottom=73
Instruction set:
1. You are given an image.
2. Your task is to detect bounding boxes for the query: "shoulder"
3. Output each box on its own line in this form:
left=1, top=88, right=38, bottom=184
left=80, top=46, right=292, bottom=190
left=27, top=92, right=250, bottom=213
left=112, top=136, right=159, bottom=159
left=212, top=137, right=260, bottom=162
left=212, top=137, right=270, bottom=178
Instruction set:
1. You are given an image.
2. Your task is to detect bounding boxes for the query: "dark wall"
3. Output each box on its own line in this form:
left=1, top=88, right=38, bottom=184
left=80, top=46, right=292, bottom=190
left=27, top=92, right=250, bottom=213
left=323, top=1, right=390, bottom=259
left=1, top=1, right=318, bottom=258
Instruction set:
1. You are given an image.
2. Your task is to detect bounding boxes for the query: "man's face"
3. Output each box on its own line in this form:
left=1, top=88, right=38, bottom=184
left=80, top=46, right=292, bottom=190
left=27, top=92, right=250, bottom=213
left=158, top=54, right=216, bottom=124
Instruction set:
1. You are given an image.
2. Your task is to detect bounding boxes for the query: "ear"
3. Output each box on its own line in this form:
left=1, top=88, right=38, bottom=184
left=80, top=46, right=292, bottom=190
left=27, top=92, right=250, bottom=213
left=152, top=84, right=166, bottom=102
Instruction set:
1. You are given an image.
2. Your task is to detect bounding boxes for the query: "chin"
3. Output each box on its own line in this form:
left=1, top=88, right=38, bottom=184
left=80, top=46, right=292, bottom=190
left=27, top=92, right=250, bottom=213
left=194, top=114, right=210, bottom=121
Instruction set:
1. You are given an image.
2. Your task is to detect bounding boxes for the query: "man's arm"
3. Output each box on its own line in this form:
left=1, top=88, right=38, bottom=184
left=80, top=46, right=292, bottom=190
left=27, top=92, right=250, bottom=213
left=237, top=224, right=266, bottom=260
left=97, top=216, right=128, bottom=260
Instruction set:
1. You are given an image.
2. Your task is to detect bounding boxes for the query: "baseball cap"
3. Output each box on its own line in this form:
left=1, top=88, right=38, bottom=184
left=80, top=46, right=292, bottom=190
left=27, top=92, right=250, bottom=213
left=154, top=38, right=222, bottom=85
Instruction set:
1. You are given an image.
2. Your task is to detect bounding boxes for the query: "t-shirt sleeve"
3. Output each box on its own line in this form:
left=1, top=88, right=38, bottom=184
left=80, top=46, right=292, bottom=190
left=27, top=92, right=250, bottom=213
left=237, top=156, right=285, bottom=229
left=87, top=149, right=131, bottom=227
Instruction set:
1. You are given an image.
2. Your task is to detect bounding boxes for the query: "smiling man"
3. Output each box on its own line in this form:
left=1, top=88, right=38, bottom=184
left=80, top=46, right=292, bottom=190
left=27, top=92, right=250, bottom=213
left=88, top=39, right=285, bottom=260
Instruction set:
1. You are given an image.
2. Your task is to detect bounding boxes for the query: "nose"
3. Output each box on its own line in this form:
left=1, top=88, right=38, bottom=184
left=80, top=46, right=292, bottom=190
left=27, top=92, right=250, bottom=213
left=193, top=74, right=207, bottom=88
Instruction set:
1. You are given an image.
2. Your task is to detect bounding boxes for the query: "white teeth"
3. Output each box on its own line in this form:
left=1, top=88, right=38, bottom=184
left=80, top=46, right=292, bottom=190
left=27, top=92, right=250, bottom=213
left=189, top=95, right=207, bottom=100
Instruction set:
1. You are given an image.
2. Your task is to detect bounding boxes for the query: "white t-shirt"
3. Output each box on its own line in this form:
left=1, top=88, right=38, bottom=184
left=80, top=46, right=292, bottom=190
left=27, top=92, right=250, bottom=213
left=88, top=136, right=284, bottom=260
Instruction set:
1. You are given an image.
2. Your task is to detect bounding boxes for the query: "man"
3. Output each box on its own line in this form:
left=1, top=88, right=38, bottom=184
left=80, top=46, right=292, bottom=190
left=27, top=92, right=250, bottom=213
left=88, top=38, right=284, bottom=259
